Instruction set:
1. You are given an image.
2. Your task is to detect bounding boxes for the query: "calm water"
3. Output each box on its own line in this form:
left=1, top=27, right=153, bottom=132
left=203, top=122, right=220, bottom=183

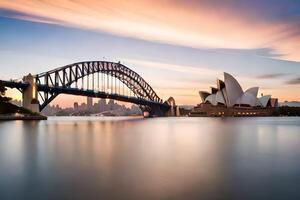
left=0, top=117, right=300, bottom=200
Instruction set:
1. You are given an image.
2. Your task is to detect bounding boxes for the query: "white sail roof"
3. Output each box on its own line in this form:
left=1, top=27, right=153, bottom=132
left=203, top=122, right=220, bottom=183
left=199, top=91, right=210, bottom=102
left=216, top=90, right=225, bottom=105
left=199, top=72, right=277, bottom=108
left=205, top=94, right=217, bottom=106
left=244, top=87, right=259, bottom=98
left=258, top=95, right=271, bottom=107
left=222, top=88, right=228, bottom=106
left=224, top=72, right=243, bottom=107
left=236, top=92, right=257, bottom=106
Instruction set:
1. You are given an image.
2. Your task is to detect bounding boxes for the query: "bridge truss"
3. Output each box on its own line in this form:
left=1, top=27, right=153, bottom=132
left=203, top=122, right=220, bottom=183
left=35, top=61, right=165, bottom=111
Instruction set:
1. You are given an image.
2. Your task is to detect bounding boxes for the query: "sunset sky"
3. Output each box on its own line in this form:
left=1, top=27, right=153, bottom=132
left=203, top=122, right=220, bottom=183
left=0, top=0, right=300, bottom=107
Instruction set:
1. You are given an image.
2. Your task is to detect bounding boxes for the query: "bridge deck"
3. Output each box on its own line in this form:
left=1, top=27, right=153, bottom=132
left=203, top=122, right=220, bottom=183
left=37, top=85, right=169, bottom=108
left=0, top=80, right=28, bottom=90
left=0, top=79, right=169, bottom=110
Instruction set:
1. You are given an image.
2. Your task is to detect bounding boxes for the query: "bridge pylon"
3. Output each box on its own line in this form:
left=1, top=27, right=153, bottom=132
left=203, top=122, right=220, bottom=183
left=164, top=97, right=180, bottom=117
left=22, top=74, right=40, bottom=113
left=140, top=97, right=180, bottom=117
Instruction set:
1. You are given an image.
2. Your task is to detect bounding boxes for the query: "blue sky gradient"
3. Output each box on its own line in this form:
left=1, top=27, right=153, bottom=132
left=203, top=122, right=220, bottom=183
left=0, top=1, right=299, bottom=106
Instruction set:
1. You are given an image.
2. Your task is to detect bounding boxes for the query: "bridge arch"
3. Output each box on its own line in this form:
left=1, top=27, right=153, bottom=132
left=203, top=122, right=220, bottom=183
left=36, top=61, right=163, bottom=110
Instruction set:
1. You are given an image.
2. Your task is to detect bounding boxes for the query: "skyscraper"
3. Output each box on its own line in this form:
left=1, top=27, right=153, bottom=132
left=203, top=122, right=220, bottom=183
left=87, top=97, right=93, bottom=111
left=74, top=102, right=79, bottom=111
left=98, top=99, right=106, bottom=112
left=107, top=99, right=115, bottom=110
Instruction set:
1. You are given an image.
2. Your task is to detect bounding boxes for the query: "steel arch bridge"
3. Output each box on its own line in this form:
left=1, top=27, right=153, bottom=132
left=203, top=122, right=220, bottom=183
left=0, top=61, right=176, bottom=116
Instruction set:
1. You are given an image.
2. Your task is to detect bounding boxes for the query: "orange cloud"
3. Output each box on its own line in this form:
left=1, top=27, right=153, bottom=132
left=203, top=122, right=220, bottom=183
left=0, top=0, right=299, bottom=61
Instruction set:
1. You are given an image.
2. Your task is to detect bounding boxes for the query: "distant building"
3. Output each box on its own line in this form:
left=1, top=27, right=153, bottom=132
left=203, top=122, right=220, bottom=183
left=280, top=101, right=300, bottom=107
left=80, top=103, right=87, bottom=111
left=87, top=97, right=93, bottom=111
left=74, top=102, right=79, bottom=110
left=98, top=98, right=106, bottom=112
left=190, top=72, right=278, bottom=117
left=41, top=98, right=142, bottom=116
left=107, top=99, right=115, bottom=110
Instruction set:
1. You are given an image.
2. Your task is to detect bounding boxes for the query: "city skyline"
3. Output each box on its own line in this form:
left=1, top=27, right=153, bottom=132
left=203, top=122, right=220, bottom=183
left=41, top=97, right=142, bottom=116
left=0, top=0, right=299, bottom=107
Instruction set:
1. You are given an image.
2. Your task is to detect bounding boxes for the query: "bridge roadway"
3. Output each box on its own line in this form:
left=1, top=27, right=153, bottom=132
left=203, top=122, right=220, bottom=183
left=0, top=80, right=172, bottom=116
left=37, top=84, right=170, bottom=109
left=0, top=80, right=29, bottom=90
left=0, top=80, right=170, bottom=111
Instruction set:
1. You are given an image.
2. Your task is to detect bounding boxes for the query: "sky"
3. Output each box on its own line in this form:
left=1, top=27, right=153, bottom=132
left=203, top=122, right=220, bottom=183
left=0, top=0, right=300, bottom=107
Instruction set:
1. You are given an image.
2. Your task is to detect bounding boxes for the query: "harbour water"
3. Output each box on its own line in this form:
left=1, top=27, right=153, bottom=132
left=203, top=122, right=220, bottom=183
left=0, top=117, right=300, bottom=199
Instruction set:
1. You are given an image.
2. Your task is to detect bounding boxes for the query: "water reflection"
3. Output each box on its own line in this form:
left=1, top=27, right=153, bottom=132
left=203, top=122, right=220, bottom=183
left=0, top=117, right=300, bottom=199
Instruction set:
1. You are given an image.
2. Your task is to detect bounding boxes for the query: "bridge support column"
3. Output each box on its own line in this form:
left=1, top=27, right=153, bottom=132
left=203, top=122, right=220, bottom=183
left=164, top=97, right=180, bottom=117
left=140, top=105, right=165, bottom=117
left=22, top=74, right=40, bottom=113
left=140, top=104, right=180, bottom=117
left=164, top=105, right=180, bottom=117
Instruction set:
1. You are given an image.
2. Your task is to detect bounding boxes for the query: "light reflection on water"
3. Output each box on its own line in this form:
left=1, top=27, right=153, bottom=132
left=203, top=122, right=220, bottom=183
left=0, top=117, right=300, bottom=199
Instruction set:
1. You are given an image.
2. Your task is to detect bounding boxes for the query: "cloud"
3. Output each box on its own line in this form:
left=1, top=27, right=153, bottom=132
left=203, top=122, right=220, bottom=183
left=256, top=73, right=288, bottom=79
left=286, top=77, right=300, bottom=84
left=211, top=48, right=285, bottom=58
left=0, top=0, right=300, bottom=61
left=0, top=8, right=61, bottom=24
left=121, top=58, right=220, bottom=76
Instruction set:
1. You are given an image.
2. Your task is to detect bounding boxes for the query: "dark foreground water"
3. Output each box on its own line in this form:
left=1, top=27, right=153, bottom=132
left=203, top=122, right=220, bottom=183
left=0, top=117, right=300, bottom=200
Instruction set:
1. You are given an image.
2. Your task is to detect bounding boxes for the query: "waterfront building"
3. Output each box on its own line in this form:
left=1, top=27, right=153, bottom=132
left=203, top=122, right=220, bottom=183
left=190, top=72, right=278, bottom=117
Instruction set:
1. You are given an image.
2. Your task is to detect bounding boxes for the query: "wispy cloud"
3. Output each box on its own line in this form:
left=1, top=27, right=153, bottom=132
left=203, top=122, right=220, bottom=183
left=211, top=48, right=285, bottom=58
left=256, top=73, right=288, bottom=79
left=121, top=58, right=219, bottom=75
left=0, top=8, right=61, bottom=24
left=286, top=77, right=300, bottom=85
left=0, top=0, right=300, bottom=61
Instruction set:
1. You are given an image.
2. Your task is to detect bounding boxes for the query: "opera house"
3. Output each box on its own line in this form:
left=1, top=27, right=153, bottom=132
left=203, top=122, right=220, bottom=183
left=190, top=72, right=278, bottom=117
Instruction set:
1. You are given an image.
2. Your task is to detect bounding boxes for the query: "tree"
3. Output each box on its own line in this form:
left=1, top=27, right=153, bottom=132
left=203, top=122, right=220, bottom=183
left=0, top=82, right=35, bottom=115
left=0, top=81, right=11, bottom=103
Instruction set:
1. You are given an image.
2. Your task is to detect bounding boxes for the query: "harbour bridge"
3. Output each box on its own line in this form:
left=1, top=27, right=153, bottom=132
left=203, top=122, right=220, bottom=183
left=0, top=61, right=178, bottom=117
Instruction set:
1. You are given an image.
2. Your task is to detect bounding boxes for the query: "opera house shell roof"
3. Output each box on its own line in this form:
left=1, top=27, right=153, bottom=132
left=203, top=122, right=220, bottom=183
left=199, top=72, right=275, bottom=108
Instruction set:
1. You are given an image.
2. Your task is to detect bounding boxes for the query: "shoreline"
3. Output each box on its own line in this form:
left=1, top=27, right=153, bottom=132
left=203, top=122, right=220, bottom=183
left=0, top=114, right=47, bottom=120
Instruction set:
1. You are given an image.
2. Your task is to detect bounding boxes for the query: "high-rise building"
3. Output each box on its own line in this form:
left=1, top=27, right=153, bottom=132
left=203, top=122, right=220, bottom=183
left=87, top=97, right=93, bottom=111
left=98, top=98, right=106, bottom=112
left=80, top=103, right=87, bottom=111
left=107, top=99, right=115, bottom=110
left=74, top=102, right=79, bottom=111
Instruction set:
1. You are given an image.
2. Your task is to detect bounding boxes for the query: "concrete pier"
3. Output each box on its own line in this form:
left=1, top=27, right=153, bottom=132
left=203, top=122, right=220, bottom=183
left=22, top=74, right=40, bottom=113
